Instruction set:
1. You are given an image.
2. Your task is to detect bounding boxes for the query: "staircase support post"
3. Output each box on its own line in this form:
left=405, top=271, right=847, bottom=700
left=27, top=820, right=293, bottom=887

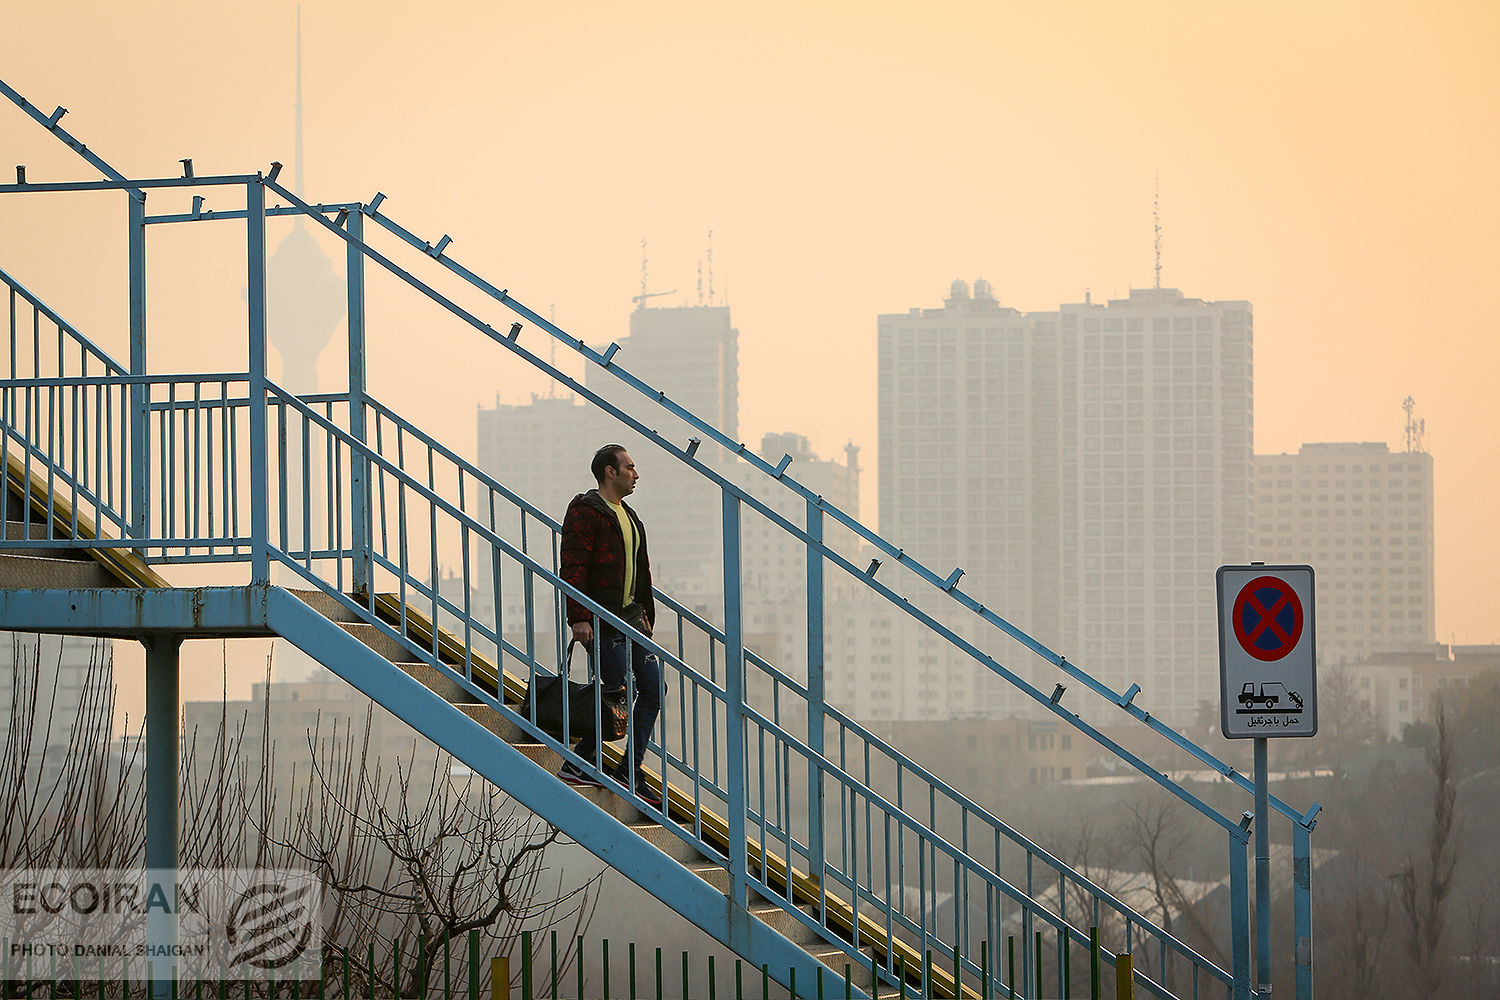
left=805, top=500, right=825, bottom=890
left=246, top=179, right=270, bottom=583
left=128, top=189, right=149, bottom=541
left=1293, top=821, right=1314, bottom=1000
left=1229, top=832, right=1252, bottom=1000
left=144, top=634, right=181, bottom=999
left=346, top=209, right=371, bottom=595
left=722, top=489, right=748, bottom=910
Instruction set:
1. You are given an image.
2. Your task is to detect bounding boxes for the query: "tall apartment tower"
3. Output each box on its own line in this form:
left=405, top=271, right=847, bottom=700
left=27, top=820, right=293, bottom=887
left=585, top=303, right=740, bottom=604
left=1253, top=442, right=1435, bottom=666
left=1059, top=288, right=1253, bottom=718
left=878, top=282, right=1252, bottom=722
left=877, top=280, right=1062, bottom=717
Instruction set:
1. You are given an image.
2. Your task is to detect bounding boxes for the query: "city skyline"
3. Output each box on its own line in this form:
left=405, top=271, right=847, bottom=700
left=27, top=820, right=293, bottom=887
left=1, top=2, right=1494, bottom=731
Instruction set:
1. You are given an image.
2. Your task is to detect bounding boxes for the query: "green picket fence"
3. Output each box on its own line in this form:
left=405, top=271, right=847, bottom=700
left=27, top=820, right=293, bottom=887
left=3, top=926, right=1137, bottom=999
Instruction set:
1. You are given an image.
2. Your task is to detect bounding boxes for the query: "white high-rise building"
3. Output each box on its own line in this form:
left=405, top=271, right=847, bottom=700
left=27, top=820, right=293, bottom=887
left=584, top=303, right=740, bottom=604
left=1253, top=442, right=1435, bottom=667
left=878, top=282, right=1253, bottom=722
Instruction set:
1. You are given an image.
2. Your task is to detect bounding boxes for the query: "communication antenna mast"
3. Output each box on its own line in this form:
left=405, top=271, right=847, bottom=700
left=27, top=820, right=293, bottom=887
left=294, top=6, right=306, bottom=200
left=697, top=259, right=703, bottom=306
left=1153, top=171, right=1162, bottom=290
left=1402, top=395, right=1428, bottom=453
left=631, top=237, right=675, bottom=309
left=707, top=229, right=715, bottom=305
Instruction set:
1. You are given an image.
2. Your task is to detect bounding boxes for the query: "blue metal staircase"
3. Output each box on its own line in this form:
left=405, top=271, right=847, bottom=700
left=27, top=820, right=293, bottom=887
left=0, top=78, right=1321, bottom=999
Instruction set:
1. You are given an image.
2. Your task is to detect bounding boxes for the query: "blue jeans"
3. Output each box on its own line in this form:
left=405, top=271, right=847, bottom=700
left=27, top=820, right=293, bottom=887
left=575, top=627, right=662, bottom=773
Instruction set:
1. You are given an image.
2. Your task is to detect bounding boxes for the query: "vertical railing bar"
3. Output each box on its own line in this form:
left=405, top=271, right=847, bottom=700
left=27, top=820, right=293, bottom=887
left=205, top=387, right=217, bottom=553
left=323, top=400, right=336, bottom=577
left=22, top=384, right=33, bottom=540
left=44, top=382, right=57, bottom=539
left=191, top=381, right=202, bottom=547
left=1023, top=852, right=1034, bottom=997
left=522, top=508, right=537, bottom=671
left=106, top=379, right=116, bottom=521
left=457, top=471, right=472, bottom=680
left=166, top=380, right=177, bottom=543
left=460, top=522, right=473, bottom=683
left=68, top=378, right=80, bottom=539
left=490, top=495, right=503, bottom=677
left=276, top=400, right=289, bottom=557
left=301, top=401, right=313, bottom=569
left=375, top=415, right=389, bottom=575
left=426, top=447, right=440, bottom=659
left=333, top=416, right=346, bottom=594
left=709, top=639, right=721, bottom=785
left=77, top=341, right=89, bottom=528
left=916, top=827, right=927, bottom=997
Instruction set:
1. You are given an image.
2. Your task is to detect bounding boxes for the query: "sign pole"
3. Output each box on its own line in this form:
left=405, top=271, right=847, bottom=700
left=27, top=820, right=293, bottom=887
left=1255, top=736, right=1271, bottom=996
left=1220, top=563, right=1317, bottom=998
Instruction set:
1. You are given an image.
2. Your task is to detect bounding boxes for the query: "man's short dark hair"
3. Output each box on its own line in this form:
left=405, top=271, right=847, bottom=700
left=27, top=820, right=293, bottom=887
left=591, top=444, right=627, bottom=483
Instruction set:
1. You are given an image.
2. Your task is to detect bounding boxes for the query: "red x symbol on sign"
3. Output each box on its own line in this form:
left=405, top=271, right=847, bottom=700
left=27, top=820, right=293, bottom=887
left=1232, top=576, right=1304, bottom=661
left=1244, top=591, right=1293, bottom=644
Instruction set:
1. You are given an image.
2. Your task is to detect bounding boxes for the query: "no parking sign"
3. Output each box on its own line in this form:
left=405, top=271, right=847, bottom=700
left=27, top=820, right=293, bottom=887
left=1217, top=565, right=1318, bottom=738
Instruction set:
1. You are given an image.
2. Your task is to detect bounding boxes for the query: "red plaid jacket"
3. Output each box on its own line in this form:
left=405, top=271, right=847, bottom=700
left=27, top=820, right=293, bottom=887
left=559, top=490, right=655, bottom=627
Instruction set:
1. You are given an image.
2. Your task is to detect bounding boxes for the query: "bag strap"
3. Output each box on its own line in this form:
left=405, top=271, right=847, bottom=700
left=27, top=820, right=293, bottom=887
left=562, top=637, right=593, bottom=680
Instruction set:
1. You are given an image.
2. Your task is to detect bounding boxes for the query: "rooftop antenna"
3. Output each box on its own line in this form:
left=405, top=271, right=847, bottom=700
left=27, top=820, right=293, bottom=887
left=631, top=237, right=676, bottom=309
left=1153, top=170, right=1162, bottom=290
left=707, top=228, right=715, bottom=305
left=1403, top=395, right=1416, bottom=452
left=696, top=259, right=703, bottom=306
left=294, top=5, right=305, bottom=201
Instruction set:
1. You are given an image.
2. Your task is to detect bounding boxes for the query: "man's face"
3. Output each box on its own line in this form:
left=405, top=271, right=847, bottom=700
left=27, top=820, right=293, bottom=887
left=609, top=451, right=639, bottom=496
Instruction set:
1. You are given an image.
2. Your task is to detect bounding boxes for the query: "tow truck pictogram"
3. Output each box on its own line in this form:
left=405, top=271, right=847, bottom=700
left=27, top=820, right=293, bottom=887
left=1237, top=682, right=1304, bottom=713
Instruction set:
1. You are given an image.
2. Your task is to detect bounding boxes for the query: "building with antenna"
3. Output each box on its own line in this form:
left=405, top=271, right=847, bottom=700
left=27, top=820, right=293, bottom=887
left=582, top=300, right=740, bottom=602
left=267, top=9, right=344, bottom=395
left=1253, top=439, right=1435, bottom=667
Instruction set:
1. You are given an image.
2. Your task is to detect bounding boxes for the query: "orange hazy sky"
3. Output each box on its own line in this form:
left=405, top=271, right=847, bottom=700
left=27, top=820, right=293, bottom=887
left=2, top=0, right=1497, bottom=704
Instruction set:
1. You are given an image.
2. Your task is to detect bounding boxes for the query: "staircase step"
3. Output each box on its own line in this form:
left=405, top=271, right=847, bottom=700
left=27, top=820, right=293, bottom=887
left=0, top=552, right=121, bottom=588
left=508, top=742, right=565, bottom=774
left=749, top=903, right=824, bottom=946
left=568, top=781, right=646, bottom=823
left=390, top=660, right=470, bottom=703
left=455, top=702, right=528, bottom=741
left=341, top=621, right=419, bottom=662
left=689, top=861, right=731, bottom=895
left=628, top=821, right=707, bottom=864
left=287, top=588, right=365, bottom=623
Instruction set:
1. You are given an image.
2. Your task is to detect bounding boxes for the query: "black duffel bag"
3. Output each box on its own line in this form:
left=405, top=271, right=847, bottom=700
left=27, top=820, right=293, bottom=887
left=523, top=639, right=628, bottom=742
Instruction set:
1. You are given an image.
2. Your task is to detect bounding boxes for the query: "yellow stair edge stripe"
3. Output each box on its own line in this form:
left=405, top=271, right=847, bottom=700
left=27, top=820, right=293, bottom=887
left=371, top=594, right=974, bottom=998
left=3, top=449, right=169, bottom=590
